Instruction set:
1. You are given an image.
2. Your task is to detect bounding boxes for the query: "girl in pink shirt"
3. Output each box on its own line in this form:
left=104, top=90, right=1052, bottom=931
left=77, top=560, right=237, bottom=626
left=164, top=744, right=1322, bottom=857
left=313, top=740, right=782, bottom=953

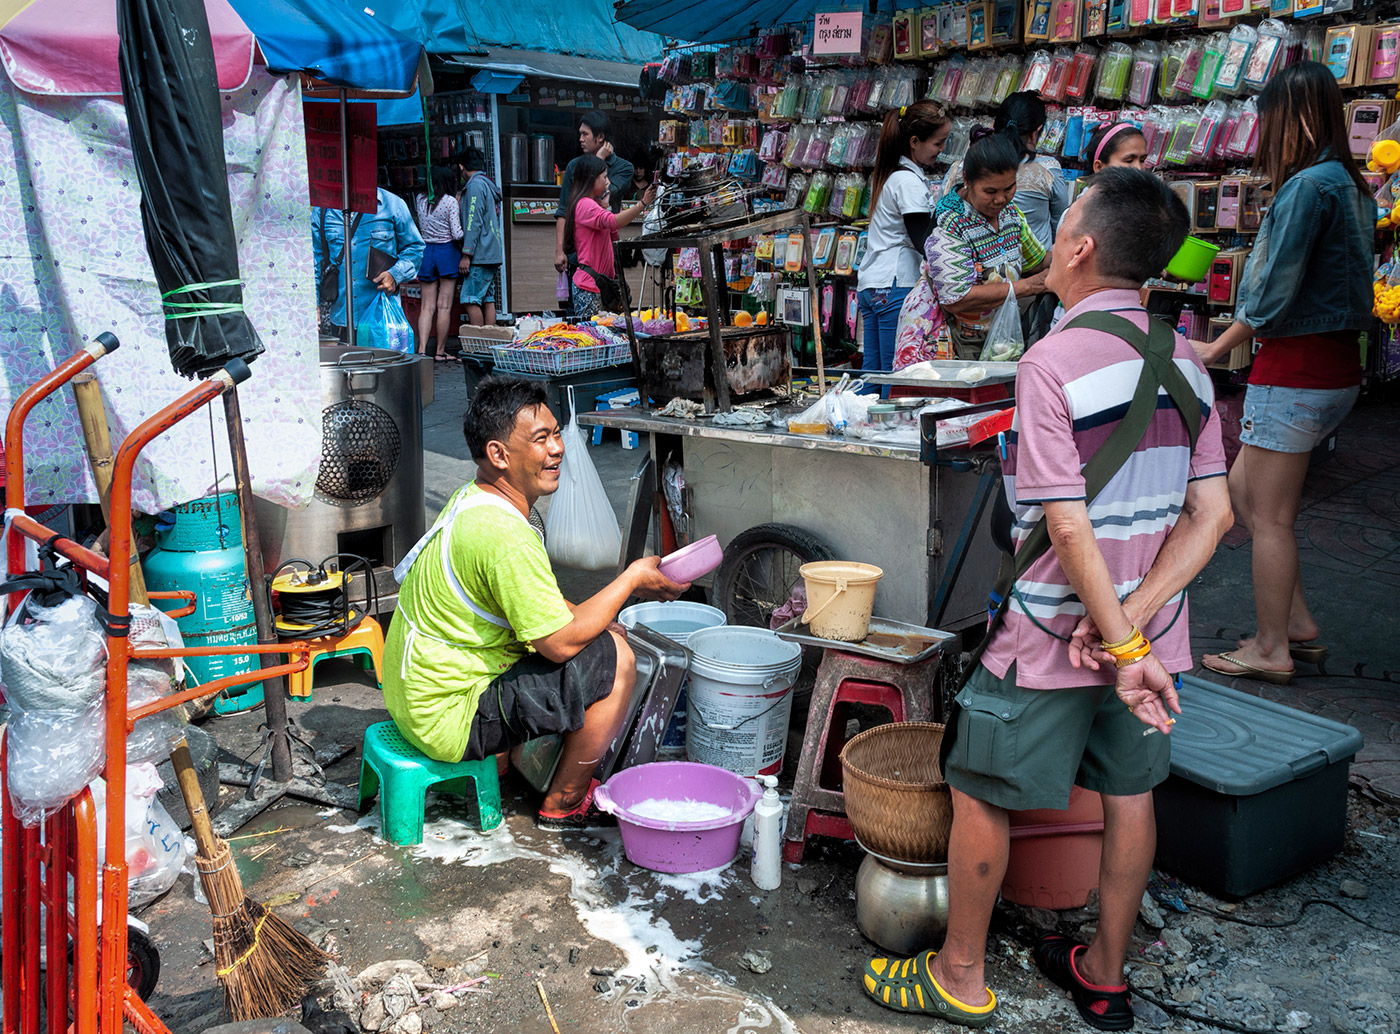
left=562, top=155, right=654, bottom=317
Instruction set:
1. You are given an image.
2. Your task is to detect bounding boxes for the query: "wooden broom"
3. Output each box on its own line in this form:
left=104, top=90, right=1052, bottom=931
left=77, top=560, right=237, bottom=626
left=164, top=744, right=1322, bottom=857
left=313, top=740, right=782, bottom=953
left=71, top=373, right=327, bottom=1019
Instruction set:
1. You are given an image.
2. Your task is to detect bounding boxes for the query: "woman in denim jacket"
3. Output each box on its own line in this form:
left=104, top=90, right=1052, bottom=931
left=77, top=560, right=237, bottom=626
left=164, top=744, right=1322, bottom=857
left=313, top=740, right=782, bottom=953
left=1197, top=62, right=1375, bottom=684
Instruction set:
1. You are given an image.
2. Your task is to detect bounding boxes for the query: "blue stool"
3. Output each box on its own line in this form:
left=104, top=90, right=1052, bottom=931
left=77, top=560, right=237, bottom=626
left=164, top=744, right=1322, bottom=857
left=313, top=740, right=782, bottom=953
left=357, top=722, right=503, bottom=845
left=591, top=387, right=641, bottom=449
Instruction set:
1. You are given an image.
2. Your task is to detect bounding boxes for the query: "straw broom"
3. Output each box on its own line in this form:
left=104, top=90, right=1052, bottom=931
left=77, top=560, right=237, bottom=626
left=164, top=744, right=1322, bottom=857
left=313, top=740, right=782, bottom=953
left=72, top=374, right=327, bottom=1018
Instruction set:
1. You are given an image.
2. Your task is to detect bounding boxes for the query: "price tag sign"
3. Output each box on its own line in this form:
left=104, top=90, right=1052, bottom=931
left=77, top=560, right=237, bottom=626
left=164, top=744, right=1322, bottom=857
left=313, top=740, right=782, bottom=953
left=813, top=11, right=863, bottom=55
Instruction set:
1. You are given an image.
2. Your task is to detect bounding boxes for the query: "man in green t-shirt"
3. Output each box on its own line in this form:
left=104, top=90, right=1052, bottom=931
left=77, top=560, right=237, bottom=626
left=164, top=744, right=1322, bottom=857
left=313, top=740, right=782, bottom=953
left=383, top=377, right=686, bottom=830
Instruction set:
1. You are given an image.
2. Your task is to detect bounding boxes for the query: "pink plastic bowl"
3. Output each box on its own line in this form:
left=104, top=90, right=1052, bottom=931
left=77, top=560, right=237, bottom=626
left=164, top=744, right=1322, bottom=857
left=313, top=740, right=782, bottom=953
left=658, top=534, right=723, bottom=583
left=594, top=762, right=760, bottom=873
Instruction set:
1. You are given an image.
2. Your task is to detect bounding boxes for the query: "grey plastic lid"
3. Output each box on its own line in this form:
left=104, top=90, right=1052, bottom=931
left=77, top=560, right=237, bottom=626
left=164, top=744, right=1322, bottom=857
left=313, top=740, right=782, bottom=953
left=1168, top=676, right=1364, bottom=796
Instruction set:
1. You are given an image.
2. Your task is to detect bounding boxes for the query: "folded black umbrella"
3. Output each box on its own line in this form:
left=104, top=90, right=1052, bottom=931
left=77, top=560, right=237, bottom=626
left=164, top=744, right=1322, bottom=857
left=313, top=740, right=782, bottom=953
left=117, top=0, right=263, bottom=378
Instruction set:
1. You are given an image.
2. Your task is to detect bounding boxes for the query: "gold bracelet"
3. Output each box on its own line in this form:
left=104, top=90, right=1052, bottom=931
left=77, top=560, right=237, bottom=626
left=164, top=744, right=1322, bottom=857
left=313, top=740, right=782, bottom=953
left=1100, top=625, right=1142, bottom=652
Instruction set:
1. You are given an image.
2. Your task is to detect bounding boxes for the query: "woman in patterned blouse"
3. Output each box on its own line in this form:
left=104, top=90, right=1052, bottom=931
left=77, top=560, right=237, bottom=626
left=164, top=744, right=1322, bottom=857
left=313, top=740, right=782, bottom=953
left=894, top=130, right=1048, bottom=368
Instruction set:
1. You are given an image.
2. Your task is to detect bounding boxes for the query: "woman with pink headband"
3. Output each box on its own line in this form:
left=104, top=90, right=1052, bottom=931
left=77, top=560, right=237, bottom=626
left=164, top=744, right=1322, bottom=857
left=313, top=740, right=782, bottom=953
left=1085, top=123, right=1147, bottom=172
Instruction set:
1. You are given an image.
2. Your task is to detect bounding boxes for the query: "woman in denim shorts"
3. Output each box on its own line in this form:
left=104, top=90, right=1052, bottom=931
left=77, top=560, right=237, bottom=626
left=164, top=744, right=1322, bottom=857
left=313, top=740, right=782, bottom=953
left=1194, top=62, right=1374, bottom=684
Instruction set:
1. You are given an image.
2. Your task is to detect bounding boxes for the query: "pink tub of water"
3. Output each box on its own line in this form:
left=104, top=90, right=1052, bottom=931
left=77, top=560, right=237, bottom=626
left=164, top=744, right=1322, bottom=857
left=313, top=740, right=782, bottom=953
left=594, top=762, right=760, bottom=873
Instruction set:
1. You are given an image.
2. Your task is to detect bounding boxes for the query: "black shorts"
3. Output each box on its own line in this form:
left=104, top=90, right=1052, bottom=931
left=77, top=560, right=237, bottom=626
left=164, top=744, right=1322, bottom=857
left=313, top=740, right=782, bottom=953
left=464, top=634, right=617, bottom=761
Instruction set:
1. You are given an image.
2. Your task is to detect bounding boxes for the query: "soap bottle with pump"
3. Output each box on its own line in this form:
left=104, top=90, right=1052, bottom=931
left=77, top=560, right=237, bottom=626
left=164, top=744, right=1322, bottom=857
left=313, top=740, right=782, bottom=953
left=751, top=775, right=784, bottom=890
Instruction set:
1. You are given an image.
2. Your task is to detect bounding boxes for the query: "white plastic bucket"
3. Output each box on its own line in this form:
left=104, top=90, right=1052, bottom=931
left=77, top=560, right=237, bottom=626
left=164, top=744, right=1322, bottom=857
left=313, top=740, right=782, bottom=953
left=618, top=601, right=726, bottom=644
left=684, top=627, right=802, bottom=777
left=618, top=602, right=728, bottom=747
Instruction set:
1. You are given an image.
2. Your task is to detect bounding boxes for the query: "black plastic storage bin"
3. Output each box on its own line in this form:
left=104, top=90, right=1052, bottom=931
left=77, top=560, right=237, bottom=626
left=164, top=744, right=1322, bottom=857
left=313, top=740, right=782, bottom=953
left=1153, top=676, right=1364, bottom=899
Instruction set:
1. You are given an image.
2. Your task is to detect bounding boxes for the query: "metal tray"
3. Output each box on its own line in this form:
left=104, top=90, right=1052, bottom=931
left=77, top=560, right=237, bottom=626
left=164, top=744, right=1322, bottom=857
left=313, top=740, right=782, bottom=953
left=773, top=616, right=956, bottom=665
left=860, top=360, right=1019, bottom=388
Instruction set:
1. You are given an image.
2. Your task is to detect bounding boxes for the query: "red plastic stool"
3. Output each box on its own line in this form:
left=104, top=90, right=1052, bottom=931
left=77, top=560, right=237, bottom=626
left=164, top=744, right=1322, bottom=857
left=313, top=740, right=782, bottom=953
left=783, top=649, right=943, bottom=863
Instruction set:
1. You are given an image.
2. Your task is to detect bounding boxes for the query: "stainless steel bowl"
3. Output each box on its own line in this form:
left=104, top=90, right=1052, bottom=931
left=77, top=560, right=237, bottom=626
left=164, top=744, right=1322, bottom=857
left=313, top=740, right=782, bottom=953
left=855, top=853, right=950, bottom=955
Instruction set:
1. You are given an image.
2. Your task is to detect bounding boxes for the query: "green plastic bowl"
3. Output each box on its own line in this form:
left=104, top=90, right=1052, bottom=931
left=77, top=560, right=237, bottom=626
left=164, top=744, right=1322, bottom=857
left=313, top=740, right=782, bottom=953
left=1165, top=236, right=1221, bottom=282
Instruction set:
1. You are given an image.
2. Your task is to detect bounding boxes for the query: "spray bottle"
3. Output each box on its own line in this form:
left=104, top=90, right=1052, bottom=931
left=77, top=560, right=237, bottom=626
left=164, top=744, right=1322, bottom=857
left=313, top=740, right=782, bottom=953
left=751, top=775, right=783, bottom=891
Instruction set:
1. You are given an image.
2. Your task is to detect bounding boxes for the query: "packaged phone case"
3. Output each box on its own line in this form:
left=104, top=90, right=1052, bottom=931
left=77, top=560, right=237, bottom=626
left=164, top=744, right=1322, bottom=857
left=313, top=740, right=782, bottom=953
left=1066, top=45, right=1099, bottom=100
left=1128, top=41, right=1160, bottom=105
left=1215, top=24, right=1256, bottom=95
left=1243, top=19, right=1287, bottom=87
left=1192, top=33, right=1228, bottom=99
left=1096, top=42, right=1133, bottom=100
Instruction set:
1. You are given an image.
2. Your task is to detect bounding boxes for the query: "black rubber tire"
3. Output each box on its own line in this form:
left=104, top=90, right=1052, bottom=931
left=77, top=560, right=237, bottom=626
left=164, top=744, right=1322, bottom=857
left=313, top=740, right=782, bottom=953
left=125, top=925, right=161, bottom=1001
left=712, top=523, right=838, bottom=629
left=154, top=724, right=218, bottom=831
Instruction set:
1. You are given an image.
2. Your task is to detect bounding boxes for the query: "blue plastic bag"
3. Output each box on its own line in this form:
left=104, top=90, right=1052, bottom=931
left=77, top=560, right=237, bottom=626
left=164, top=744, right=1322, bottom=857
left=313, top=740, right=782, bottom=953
left=356, top=292, right=413, bottom=354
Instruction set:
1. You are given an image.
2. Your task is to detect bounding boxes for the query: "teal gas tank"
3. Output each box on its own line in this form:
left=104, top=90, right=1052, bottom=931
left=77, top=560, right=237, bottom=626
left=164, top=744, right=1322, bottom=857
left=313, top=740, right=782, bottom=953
left=143, top=492, right=261, bottom=714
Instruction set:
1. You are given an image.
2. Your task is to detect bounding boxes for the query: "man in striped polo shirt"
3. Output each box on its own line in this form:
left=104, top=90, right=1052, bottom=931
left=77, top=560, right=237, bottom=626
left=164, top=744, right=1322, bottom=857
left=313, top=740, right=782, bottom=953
left=862, top=169, right=1234, bottom=1030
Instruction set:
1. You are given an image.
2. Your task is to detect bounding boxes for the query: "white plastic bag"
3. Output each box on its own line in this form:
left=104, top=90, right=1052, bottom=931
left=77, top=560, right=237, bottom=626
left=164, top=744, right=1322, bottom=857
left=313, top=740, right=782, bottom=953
left=979, top=283, right=1025, bottom=362
left=544, top=387, right=623, bottom=570
left=91, top=765, right=188, bottom=908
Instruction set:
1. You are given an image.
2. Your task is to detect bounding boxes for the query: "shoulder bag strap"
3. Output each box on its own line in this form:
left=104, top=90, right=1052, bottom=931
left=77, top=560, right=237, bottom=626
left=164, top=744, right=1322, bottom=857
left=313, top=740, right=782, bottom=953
left=962, top=309, right=1203, bottom=679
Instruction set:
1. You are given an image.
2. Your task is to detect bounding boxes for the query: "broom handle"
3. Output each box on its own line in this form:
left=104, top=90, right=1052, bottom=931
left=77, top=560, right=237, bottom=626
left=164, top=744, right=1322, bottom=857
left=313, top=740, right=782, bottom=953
left=70, top=373, right=222, bottom=856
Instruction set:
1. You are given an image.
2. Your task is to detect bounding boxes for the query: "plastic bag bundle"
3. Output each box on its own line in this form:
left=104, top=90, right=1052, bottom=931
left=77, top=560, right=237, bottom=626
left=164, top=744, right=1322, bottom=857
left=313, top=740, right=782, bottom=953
left=979, top=284, right=1025, bottom=362
left=544, top=387, right=624, bottom=570
left=1, top=593, right=108, bottom=826
left=356, top=292, right=414, bottom=354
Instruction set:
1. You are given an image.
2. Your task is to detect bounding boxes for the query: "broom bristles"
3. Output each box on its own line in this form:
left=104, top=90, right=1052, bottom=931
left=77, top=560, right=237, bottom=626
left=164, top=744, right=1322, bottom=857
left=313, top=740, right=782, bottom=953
left=197, top=842, right=329, bottom=1020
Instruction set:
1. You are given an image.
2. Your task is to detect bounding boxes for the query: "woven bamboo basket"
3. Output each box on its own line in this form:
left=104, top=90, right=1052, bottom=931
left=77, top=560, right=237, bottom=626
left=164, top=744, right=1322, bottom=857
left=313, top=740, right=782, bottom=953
left=840, top=722, right=952, bottom=864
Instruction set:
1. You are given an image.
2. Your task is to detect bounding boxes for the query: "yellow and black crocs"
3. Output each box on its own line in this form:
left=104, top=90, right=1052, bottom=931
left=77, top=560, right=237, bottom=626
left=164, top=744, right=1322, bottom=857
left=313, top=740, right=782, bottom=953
left=861, top=949, right=999, bottom=1028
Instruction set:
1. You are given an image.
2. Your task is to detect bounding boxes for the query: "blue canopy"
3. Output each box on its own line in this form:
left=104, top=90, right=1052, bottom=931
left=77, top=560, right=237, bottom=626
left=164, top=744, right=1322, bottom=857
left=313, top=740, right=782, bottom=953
left=227, top=0, right=425, bottom=93
left=373, top=0, right=663, bottom=64
left=615, top=0, right=897, bottom=45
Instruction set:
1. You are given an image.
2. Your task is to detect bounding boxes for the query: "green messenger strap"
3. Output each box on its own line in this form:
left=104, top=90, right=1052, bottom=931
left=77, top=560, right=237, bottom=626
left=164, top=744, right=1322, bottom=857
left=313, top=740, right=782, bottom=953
left=960, top=309, right=1203, bottom=682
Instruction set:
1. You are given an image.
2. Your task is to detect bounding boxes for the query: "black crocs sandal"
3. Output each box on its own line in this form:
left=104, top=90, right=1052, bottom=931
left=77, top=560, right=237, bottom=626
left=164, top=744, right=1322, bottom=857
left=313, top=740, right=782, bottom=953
left=1032, top=934, right=1134, bottom=1032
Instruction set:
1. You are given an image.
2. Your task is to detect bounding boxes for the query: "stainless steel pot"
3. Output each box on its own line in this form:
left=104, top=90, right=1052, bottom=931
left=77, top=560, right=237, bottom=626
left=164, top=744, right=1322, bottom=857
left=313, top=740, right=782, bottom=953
left=855, top=854, right=950, bottom=955
left=255, top=345, right=426, bottom=577
left=530, top=133, right=554, bottom=184
left=505, top=132, right=528, bottom=183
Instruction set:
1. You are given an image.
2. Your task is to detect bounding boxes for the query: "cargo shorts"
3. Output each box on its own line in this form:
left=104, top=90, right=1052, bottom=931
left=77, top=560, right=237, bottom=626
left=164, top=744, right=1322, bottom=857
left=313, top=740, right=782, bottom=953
left=940, top=662, right=1170, bottom=812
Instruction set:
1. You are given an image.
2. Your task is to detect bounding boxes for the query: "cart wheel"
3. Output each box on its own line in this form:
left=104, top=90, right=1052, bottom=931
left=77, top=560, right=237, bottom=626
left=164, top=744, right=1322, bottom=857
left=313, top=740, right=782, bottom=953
left=712, top=523, right=837, bottom=629
left=126, top=926, right=160, bottom=1001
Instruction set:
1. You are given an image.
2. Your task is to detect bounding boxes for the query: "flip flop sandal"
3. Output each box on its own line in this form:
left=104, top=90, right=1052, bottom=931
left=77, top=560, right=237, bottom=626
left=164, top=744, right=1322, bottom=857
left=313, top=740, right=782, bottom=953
left=1288, top=641, right=1329, bottom=665
left=1032, top=934, right=1133, bottom=1032
left=1201, top=651, right=1294, bottom=685
left=536, top=779, right=615, bottom=831
left=860, top=950, right=998, bottom=1028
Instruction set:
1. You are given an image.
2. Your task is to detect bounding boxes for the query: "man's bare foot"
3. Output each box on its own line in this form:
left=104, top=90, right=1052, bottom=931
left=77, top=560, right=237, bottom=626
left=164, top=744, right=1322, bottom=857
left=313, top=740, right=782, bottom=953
left=926, top=952, right=991, bottom=1008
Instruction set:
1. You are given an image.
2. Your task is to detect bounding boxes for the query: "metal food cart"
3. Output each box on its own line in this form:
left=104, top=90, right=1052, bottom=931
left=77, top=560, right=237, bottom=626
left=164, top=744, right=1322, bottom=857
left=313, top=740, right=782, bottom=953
left=579, top=370, right=1011, bottom=639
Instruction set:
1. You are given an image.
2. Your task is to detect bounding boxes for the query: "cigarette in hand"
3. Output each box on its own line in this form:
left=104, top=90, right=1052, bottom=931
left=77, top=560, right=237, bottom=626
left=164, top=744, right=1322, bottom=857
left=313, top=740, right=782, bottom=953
left=1142, top=717, right=1177, bottom=737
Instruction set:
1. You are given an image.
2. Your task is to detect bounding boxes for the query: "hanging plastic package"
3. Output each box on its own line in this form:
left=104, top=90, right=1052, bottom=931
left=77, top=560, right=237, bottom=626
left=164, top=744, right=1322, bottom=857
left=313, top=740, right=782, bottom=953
left=0, top=582, right=108, bottom=827
left=979, top=284, right=1025, bottom=362
left=544, top=386, right=624, bottom=571
left=125, top=604, right=189, bottom=764
left=356, top=292, right=414, bottom=354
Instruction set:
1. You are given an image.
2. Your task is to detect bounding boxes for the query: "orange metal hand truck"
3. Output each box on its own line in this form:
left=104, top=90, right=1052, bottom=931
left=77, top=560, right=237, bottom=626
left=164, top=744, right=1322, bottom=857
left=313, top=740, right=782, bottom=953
left=2, top=340, right=309, bottom=1034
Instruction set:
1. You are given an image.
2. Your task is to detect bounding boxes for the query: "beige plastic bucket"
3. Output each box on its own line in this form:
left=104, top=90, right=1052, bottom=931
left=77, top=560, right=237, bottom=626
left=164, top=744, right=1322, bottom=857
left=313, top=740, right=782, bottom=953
left=799, top=561, right=883, bottom=642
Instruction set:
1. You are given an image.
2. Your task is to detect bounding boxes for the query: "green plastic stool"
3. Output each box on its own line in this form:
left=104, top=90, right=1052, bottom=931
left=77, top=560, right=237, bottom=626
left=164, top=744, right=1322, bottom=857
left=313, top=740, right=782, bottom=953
left=357, top=723, right=503, bottom=845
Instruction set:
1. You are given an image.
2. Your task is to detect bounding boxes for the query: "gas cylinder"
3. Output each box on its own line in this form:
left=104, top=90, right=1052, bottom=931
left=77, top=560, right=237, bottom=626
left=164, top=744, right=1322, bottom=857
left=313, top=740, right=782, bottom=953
left=142, top=491, right=260, bottom=714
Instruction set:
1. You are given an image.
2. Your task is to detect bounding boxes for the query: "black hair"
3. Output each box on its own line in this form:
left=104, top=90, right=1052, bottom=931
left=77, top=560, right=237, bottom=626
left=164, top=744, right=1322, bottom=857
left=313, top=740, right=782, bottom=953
left=1086, top=123, right=1146, bottom=167
left=580, top=109, right=612, bottom=142
left=963, top=129, right=1022, bottom=185
left=456, top=146, right=488, bottom=173
left=463, top=377, right=551, bottom=461
left=993, top=92, right=1047, bottom=163
left=417, top=165, right=458, bottom=207
left=1074, top=167, right=1190, bottom=284
left=563, top=154, right=608, bottom=256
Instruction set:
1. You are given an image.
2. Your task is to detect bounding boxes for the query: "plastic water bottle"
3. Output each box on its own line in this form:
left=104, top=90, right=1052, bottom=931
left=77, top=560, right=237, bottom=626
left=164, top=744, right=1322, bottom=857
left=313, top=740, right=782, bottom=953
left=751, top=775, right=783, bottom=891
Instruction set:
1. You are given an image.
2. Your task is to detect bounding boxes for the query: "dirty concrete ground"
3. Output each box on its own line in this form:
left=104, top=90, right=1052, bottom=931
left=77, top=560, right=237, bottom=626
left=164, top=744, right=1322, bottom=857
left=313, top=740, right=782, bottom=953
left=142, top=366, right=1400, bottom=1034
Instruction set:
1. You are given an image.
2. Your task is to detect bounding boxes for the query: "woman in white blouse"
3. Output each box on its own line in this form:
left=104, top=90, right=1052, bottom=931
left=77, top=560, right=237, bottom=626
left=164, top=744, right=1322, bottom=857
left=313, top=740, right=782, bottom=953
left=857, top=101, right=952, bottom=380
left=413, top=166, right=464, bottom=361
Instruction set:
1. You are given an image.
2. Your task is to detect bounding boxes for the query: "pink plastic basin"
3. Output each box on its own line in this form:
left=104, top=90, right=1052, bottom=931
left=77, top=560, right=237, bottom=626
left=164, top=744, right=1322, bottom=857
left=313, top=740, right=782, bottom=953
left=658, top=534, right=723, bottom=584
left=594, top=761, right=760, bottom=873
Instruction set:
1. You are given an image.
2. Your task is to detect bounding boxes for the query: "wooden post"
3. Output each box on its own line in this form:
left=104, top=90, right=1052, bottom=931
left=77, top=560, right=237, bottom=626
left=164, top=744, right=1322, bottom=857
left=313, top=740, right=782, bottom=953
left=71, top=372, right=148, bottom=603
left=696, top=243, right=730, bottom=412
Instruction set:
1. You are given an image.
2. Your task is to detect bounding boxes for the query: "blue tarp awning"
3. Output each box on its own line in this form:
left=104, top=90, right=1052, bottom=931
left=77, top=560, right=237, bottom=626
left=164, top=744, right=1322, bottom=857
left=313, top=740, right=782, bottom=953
left=228, top=0, right=426, bottom=94
left=372, top=0, right=664, bottom=65
left=614, top=0, right=897, bottom=46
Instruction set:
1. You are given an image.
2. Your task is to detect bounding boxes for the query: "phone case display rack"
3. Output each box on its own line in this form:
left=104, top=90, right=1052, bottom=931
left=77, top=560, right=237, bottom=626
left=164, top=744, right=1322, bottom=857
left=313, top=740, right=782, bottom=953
left=2, top=342, right=313, bottom=1034
left=647, top=2, right=1400, bottom=379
